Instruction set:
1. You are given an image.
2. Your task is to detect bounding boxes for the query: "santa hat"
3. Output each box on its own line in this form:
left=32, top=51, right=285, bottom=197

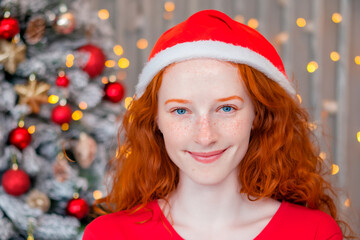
left=136, top=9, right=295, bottom=97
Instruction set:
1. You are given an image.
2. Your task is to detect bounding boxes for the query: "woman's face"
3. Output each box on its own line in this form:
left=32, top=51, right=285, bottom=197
left=157, top=59, right=255, bottom=186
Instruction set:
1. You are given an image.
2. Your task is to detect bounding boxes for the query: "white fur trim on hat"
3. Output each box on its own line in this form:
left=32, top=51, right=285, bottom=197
left=136, top=40, right=295, bottom=97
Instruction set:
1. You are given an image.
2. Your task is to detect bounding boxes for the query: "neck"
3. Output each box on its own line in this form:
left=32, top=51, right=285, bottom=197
left=164, top=170, right=251, bottom=228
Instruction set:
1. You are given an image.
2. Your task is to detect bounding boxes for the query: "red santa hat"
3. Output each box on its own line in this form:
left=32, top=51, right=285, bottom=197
left=136, top=9, right=295, bottom=97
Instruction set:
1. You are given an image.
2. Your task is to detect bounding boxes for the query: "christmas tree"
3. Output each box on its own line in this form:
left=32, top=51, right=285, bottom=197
left=0, top=0, right=126, bottom=239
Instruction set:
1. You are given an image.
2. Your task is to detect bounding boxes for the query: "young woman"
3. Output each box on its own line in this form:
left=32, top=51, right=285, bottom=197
left=83, top=9, right=354, bottom=239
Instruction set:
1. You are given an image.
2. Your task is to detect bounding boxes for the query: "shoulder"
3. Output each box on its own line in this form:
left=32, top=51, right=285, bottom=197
left=281, top=202, right=342, bottom=239
left=83, top=201, right=160, bottom=240
left=258, top=201, right=342, bottom=240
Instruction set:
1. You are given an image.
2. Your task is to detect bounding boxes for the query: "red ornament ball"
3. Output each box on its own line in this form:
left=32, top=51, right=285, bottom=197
left=104, top=82, right=125, bottom=103
left=2, top=169, right=31, bottom=196
left=77, top=44, right=106, bottom=78
left=0, top=17, right=20, bottom=39
left=8, top=127, right=32, bottom=150
left=66, top=198, right=89, bottom=219
left=51, top=105, right=72, bottom=125
left=56, top=75, right=70, bottom=87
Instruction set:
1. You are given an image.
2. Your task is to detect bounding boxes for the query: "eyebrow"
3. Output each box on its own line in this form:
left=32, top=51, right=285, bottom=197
left=164, top=95, right=244, bottom=105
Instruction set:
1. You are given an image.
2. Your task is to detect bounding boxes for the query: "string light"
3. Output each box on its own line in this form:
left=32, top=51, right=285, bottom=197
left=105, top=60, right=115, bottom=68
left=124, top=97, right=133, bottom=109
left=93, top=190, right=103, bottom=200
left=72, top=110, right=83, bottom=121
left=331, top=164, right=339, bottom=175
left=247, top=18, right=259, bottom=29
left=137, top=38, right=148, bottom=49
left=109, top=75, right=117, bottom=83
left=66, top=54, right=74, bottom=68
left=18, top=120, right=25, bottom=128
left=118, top=58, right=130, bottom=69
left=332, top=13, right=342, bottom=23
left=28, top=125, right=36, bottom=134
left=164, top=1, right=175, bottom=12
left=98, top=9, right=109, bottom=20
left=330, top=51, right=340, bottom=62
left=319, top=152, right=326, bottom=160
left=61, top=123, right=69, bottom=131
left=48, top=95, right=59, bottom=104
left=101, top=76, right=109, bottom=84
left=355, top=56, right=360, bottom=65
left=357, top=131, right=360, bottom=142
left=113, top=45, right=124, bottom=56
left=307, top=61, right=318, bottom=73
left=234, top=15, right=245, bottom=23
left=296, top=18, right=307, bottom=27
left=344, top=198, right=351, bottom=207
left=79, top=102, right=88, bottom=110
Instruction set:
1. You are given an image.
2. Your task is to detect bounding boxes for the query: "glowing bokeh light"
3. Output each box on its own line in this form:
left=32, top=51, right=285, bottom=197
left=113, top=45, right=124, bottom=56
left=164, top=1, right=175, bottom=12
left=72, top=110, right=83, bottom=121
left=79, top=102, right=88, bottom=110
left=124, top=97, right=133, bottom=109
left=357, top=131, right=360, bottom=142
left=137, top=38, right=148, bottom=49
left=234, top=15, right=245, bottom=23
left=307, top=61, right=319, bottom=73
left=105, top=60, right=115, bottom=68
left=118, top=58, right=130, bottom=69
left=28, top=125, right=36, bottom=134
left=247, top=18, right=259, bottom=29
left=331, top=164, right=339, bottom=175
left=48, top=95, right=59, bottom=104
left=61, top=123, right=69, bottom=131
left=355, top=56, right=360, bottom=65
left=330, top=51, right=340, bottom=62
left=332, top=13, right=342, bottom=23
left=98, top=9, right=109, bottom=20
left=93, top=190, right=103, bottom=200
left=297, top=94, right=302, bottom=103
left=296, top=18, right=307, bottom=27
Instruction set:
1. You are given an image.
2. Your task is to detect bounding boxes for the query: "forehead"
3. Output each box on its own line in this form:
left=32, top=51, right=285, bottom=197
left=159, top=59, right=245, bottom=97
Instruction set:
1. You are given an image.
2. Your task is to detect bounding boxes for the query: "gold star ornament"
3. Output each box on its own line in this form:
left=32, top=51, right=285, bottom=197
left=14, top=74, right=50, bottom=114
left=0, top=39, right=26, bottom=74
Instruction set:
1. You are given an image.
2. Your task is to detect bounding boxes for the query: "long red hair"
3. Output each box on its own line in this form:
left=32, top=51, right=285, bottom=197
left=95, top=63, right=355, bottom=238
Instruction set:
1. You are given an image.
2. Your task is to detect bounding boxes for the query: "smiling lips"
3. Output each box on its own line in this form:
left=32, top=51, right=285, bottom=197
left=188, top=148, right=227, bottom=164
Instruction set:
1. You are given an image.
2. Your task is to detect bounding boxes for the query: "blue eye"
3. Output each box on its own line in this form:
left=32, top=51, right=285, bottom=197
left=175, top=109, right=187, bottom=115
left=221, top=106, right=233, bottom=112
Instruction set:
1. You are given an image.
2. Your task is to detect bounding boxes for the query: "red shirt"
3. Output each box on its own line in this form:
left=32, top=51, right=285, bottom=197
left=83, top=201, right=342, bottom=239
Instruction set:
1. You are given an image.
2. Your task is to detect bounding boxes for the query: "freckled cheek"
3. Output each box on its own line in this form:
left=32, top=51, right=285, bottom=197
left=163, top=120, right=191, bottom=137
left=218, top=119, right=246, bottom=136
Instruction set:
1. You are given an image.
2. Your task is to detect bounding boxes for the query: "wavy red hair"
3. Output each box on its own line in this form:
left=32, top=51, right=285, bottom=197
left=95, top=63, right=356, bottom=238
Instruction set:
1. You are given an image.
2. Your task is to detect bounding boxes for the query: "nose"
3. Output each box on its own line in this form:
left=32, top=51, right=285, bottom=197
left=194, top=115, right=218, bottom=146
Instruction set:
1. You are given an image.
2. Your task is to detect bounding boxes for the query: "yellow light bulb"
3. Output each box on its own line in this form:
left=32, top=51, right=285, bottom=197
left=105, top=60, right=115, bottom=68
left=331, top=164, right=339, bottom=175
left=66, top=54, right=75, bottom=61
left=296, top=18, right=307, bottom=27
left=355, top=56, right=360, bottom=65
left=48, top=95, right=59, bottom=104
left=98, top=9, right=109, bottom=20
left=164, top=1, right=175, bottom=12
left=93, top=190, right=103, bottom=200
left=330, top=51, right=340, bottom=62
left=124, top=97, right=133, bottom=109
left=357, top=131, right=360, bottom=142
left=113, top=45, right=123, bottom=56
left=247, top=18, right=259, bottom=29
left=307, top=61, right=318, bottom=73
left=72, top=110, right=83, bottom=121
left=18, top=120, right=25, bottom=128
left=28, top=125, right=36, bottom=134
left=332, top=13, right=342, bottom=23
left=137, top=38, right=148, bottom=50
left=79, top=102, right=88, bottom=110
left=118, top=58, right=130, bottom=69
left=66, top=60, right=73, bottom=68
left=61, top=123, right=69, bottom=131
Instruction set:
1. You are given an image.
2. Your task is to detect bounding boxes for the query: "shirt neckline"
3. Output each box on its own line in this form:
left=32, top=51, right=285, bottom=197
left=154, top=200, right=286, bottom=240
